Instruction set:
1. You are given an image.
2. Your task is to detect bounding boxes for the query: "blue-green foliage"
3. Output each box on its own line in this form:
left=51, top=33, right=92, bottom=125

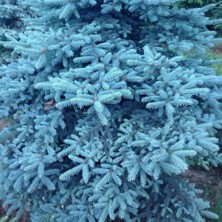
left=0, top=0, right=31, bottom=64
left=177, top=0, right=222, bottom=35
left=0, top=0, right=23, bottom=30
left=0, top=0, right=222, bottom=221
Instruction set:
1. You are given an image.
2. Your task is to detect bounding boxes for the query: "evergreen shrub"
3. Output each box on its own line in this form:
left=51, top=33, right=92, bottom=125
left=178, top=0, right=222, bottom=35
left=0, top=0, right=222, bottom=221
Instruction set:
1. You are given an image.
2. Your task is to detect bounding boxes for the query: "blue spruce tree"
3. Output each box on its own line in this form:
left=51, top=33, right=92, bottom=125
left=0, top=0, right=222, bottom=221
left=0, top=0, right=24, bottom=33
left=0, top=0, right=31, bottom=64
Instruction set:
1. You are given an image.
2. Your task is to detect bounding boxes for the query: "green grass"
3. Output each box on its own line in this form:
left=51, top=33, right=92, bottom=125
left=203, top=170, right=222, bottom=222
left=200, top=166, right=222, bottom=222
left=208, top=50, right=222, bottom=75
left=182, top=49, right=222, bottom=76
left=0, top=216, right=16, bottom=222
left=205, top=186, right=222, bottom=221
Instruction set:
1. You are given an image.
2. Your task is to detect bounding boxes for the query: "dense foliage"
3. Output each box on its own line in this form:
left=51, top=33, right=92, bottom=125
left=178, top=0, right=222, bottom=35
left=0, top=0, right=222, bottom=221
left=0, top=0, right=31, bottom=64
left=0, top=0, right=25, bottom=30
left=179, top=0, right=218, bottom=7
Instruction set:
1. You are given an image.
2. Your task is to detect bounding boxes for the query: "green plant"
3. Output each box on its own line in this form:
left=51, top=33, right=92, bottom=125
left=207, top=50, right=222, bottom=75
left=203, top=170, right=222, bottom=222
left=0, top=216, right=16, bottom=222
